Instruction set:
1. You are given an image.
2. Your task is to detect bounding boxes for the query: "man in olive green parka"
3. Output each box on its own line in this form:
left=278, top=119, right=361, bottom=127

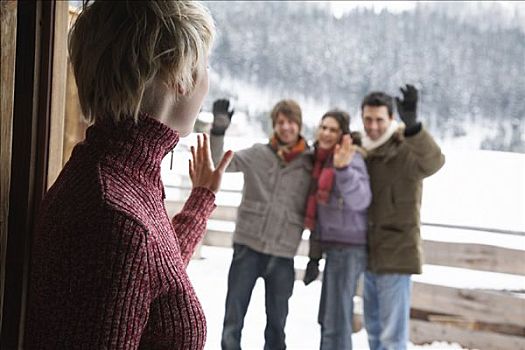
left=361, top=85, right=445, bottom=350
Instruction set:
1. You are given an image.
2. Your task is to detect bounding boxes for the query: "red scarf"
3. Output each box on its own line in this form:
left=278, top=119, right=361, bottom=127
left=269, top=135, right=308, bottom=164
left=304, top=147, right=335, bottom=230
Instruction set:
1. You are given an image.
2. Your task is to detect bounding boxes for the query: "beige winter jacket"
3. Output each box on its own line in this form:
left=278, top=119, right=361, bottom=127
left=211, top=134, right=312, bottom=258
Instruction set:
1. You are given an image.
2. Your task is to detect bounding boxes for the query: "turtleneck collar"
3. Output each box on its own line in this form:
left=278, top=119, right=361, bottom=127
left=84, top=113, right=179, bottom=189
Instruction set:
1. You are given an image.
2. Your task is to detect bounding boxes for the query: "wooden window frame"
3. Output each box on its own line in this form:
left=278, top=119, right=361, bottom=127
left=1, top=1, right=68, bottom=348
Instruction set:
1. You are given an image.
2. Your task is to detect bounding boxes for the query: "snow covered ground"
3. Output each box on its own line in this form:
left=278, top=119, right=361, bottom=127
left=187, top=246, right=467, bottom=350
left=421, top=147, right=524, bottom=233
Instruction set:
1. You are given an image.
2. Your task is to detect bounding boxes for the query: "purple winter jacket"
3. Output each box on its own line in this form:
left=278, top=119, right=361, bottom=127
left=315, top=151, right=372, bottom=246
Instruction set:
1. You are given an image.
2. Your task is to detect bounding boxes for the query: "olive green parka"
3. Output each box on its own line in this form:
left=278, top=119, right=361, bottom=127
left=366, top=127, right=445, bottom=274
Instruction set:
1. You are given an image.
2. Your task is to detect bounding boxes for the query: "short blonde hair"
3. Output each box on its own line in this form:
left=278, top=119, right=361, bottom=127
left=69, top=0, right=215, bottom=123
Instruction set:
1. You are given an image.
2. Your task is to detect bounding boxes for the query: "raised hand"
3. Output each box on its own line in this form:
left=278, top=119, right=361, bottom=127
left=211, top=99, right=234, bottom=136
left=395, top=84, right=418, bottom=128
left=189, top=133, right=234, bottom=193
left=333, top=134, right=356, bottom=168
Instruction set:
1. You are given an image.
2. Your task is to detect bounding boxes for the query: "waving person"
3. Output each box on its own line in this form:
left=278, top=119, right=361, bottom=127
left=361, top=85, right=445, bottom=350
left=303, top=110, right=372, bottom=350
left=210, top=98, right=312, bottom=350
left=25, top=2, right=233, bottom=349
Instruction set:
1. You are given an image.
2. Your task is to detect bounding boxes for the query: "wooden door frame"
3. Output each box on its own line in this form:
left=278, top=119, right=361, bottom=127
left=1, top=1, right=56, bottom=348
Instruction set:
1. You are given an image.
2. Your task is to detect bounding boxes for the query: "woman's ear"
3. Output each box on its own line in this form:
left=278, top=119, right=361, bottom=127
left=177, top=83, right=186, bottom=96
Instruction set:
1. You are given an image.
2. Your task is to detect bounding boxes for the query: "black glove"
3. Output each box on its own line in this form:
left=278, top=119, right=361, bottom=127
left=211, top=99, right=234, bottom=136
left=395, top=84, right=421, bottom=135
left=303, top=258, right=320, bottom=286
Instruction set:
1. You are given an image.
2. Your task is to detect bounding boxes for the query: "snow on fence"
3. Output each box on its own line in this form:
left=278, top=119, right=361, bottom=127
left=164, top=174, right=525, bottom=350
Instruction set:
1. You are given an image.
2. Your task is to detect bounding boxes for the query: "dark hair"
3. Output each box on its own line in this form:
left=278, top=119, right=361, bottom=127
left=361, top=91, right=394, bottom=117
left=321, top=109, right=350, bottom=135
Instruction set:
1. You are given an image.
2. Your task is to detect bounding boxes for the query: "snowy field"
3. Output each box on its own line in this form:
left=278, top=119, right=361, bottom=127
left=421, top=146, right=524, bottom=233
left=187, top=246, right=467, bottom=350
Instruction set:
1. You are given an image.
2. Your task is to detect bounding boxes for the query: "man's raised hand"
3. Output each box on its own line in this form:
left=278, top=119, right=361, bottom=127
left=395, top=84, right=418, bottom=128
left=211, top=99, right=234, bottom=136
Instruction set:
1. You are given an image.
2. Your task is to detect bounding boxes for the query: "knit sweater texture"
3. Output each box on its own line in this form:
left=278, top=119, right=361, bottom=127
left=25, top=115, right=215, bottom=349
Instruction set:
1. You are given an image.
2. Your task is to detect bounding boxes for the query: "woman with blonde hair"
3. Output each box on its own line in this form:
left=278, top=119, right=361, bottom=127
left=25, top=1, right=232, bottom=348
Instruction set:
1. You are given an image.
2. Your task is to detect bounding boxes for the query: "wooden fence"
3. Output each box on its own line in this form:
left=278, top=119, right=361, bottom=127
left=165, top=178, right=525, bottom=350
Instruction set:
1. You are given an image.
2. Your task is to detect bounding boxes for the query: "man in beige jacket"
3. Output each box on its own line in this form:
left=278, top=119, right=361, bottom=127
left=211, top=99, right=312, bottom=350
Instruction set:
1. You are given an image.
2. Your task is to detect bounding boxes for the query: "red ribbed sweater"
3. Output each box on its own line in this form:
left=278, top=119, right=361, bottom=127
left=25, top=116, right=214, bottom=349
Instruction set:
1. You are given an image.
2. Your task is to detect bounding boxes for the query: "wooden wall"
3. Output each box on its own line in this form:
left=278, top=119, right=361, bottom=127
left=1, top=2, right=70, bottom=344
left=0, top=0, right=18, bottom=328
left=46, top=1, right=69, bottom=188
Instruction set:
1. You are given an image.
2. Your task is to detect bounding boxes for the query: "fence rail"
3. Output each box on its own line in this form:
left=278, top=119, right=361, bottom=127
left=165, top=184, right=525, bottom=236
left=166, top=200, right=525, bottom=276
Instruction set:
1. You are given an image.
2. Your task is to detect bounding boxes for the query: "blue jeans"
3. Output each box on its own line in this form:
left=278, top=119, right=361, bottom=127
left=318, top=246, right=366, bottom=350
left=221, top=244, right=295, bottom=350
left=363, top=272, right=412, bottom=350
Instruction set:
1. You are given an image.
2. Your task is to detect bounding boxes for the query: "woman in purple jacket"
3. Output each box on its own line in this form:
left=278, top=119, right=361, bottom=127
left=303, top=109, right=372, bottom=350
